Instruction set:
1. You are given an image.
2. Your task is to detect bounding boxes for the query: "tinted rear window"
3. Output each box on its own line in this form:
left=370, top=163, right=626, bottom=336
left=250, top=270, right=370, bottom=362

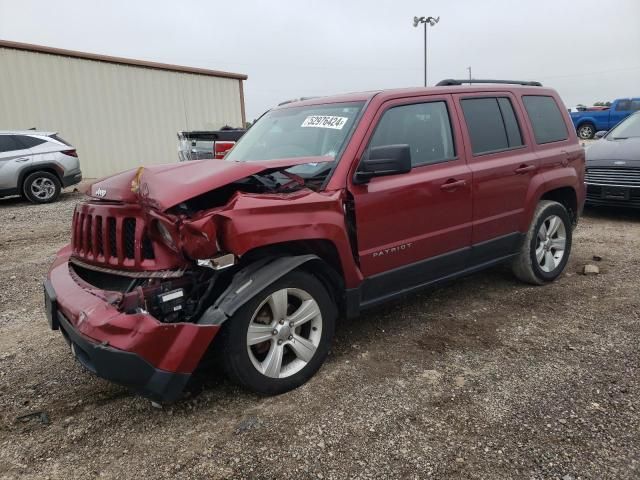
left=461, top=97, right=523, bottom=155
left=17, top=136, right=47, bottom=148
left=522, top=96, right=568, bottom=144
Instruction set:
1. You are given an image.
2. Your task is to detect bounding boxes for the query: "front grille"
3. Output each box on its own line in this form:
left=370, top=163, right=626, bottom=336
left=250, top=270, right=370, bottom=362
left=585, top=167, right=640, bottom=187
left=71, top=207, right=155, bottom=267
left=587, top=184, right=640, bottom=208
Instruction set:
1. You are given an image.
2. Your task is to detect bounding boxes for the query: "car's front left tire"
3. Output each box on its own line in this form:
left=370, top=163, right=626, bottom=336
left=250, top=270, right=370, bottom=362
left=219, top=269, right=336, bottom=395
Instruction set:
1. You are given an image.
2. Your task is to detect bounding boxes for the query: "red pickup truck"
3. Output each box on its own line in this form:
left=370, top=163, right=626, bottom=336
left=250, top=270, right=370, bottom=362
left=45, top=79, right=585, bottom=402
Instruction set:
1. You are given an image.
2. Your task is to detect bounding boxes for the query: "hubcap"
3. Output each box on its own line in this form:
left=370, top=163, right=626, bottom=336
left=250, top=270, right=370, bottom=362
left=535, top=214, right=566, bottom=273
left=30, top=177, right=56, bottom=200
left=246, top=288, right=322, bottom=379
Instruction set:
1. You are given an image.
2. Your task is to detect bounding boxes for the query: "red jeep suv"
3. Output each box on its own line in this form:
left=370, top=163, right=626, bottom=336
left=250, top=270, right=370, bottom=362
left=44, top=80, right=585, bottom=402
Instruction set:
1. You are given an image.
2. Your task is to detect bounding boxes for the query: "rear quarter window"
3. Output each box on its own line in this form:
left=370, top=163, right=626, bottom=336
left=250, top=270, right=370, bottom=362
left=17, top=136, right=47, bottom=148
left=522, top=95, right=568, bottom=144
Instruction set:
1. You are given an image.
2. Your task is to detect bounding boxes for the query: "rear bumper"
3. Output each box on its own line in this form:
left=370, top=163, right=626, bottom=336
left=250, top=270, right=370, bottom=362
left=62, top=171, right=82, bottom=188
left=45, top=248, right=220, bottom=402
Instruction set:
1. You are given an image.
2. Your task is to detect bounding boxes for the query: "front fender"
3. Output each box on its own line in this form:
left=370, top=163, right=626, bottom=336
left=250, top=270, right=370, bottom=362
left=198, top=254, right=319, bottom=325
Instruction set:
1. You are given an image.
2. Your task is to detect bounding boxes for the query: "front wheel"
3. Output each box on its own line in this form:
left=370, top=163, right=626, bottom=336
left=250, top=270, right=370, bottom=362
left=219, top=269, right=336, bottom=395
left=512, top=200, right=573, bottom=285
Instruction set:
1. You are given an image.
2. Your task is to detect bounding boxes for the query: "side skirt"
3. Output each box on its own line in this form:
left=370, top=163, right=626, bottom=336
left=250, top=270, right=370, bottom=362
left=346, top=232, right=523, bottom=317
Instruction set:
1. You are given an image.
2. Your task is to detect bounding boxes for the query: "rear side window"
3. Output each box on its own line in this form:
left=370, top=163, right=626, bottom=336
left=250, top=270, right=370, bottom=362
left=616, top=100, right=631, bottom=111
left=522, top=95, right=568, bottom=144
left=631, top=100, right=640, bottom=111
left=17, top=135, right=47, bottom=148
left=0, top=135, right=24, bottom=153
left=461, top=97, right=523, bottom=155
left=368, top=101, right=455, bottom=167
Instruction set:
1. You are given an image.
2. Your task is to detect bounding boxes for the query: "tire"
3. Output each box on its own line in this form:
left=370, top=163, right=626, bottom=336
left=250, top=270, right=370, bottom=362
left=511, top=200, right=572, bottom=285
left=23, top=171, right=61, bottom=204
left=577, top=123, right=595, bottom=140
left=219, top=269, right=337, bottom=395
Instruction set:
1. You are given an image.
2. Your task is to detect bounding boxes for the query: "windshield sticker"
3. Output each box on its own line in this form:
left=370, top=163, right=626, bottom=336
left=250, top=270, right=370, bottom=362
left=301, top=115, right=348, bottom=130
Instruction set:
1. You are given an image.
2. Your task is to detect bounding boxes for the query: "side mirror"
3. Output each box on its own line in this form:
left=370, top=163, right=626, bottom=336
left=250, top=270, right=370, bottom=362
left=594, top=130, right=607, bottom=139
left=354, top=144, right=412, bottom=184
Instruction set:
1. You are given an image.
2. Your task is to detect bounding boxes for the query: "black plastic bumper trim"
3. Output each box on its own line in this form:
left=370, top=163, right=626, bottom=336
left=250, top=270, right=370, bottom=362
left=56, top=310, right=190, bottom=403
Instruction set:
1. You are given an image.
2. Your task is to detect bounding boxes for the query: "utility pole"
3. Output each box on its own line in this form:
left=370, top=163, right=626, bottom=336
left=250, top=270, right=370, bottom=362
left=467, top=66, right=472, bottom=83
left=413, top=16, right=440, bottom=87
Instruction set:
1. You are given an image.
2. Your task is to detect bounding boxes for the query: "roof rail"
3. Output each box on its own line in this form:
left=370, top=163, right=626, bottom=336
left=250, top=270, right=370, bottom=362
left=436, top=79, right=543, bottom=87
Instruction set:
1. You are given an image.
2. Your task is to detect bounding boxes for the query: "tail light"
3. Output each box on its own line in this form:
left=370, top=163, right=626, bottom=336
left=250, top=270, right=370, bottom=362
left=62, top=149, right=78, bottom=157
left=213, top=141, right=235, bottom=160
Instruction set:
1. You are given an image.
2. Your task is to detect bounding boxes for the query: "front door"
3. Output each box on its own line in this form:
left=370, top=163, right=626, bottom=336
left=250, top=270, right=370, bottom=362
left=348, top=96, right=472, bottom=305
left=0, top=135, right=33, bottom=192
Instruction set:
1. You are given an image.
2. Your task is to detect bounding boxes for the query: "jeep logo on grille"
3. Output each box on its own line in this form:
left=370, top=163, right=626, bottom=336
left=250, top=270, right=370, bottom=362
left=94, top=188, right=107, bottom=198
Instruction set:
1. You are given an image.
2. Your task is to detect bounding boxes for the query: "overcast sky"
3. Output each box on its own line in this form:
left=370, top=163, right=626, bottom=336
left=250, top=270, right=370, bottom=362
left=1, top=0, right=639, bottom=122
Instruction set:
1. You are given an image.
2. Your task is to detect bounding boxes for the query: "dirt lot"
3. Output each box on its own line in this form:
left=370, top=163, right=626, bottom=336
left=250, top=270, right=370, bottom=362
left=0, top=192, right=639, bottom=480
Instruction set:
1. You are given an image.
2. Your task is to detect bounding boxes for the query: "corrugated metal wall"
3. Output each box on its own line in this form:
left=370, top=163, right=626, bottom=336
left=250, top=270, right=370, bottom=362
left=0, top=47, right=244, bottom=178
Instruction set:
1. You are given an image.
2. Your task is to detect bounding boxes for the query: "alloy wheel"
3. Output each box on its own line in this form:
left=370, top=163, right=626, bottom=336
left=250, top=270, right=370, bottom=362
left=535, top=214, right=567, bottom=273
left=246, top=288, right=323, bottom=379
left=30, top=177, right=56, bottom=200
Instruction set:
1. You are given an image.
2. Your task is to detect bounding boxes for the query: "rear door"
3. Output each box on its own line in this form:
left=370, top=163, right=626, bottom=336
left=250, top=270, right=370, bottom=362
left=0, top=135, right=33, bottom=190
left=454, top=92, right=537, bottom=260
left=348, top=95, right=472, bottom=305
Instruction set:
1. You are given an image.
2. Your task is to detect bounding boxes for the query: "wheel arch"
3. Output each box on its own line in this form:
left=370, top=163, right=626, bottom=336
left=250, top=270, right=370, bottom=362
left=18, top=163, right=64, bottom=193
left=198, top=247, right=345, bottom=326
left=540, top=186, right=578, bottom=225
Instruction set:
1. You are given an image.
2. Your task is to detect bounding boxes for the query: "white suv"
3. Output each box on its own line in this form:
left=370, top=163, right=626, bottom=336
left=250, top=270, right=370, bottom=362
left=0, top=131, right=82, bottom=203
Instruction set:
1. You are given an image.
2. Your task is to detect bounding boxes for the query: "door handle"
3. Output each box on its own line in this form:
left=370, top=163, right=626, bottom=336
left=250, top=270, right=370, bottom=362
left=15, top=157, right=30, bottom=163
left=440, top=179, right=467, bottom=191
left=514, top=164, right=536, bottom=174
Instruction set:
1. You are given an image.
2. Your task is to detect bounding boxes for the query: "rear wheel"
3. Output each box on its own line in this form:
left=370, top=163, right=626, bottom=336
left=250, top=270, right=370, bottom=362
left=577, top=123, right=595, bottom=140
left=512, top=200, right=572, bottom=285
left=23, top=171, right=61, bottom=203
left=219, top=269, right=336, bottom=395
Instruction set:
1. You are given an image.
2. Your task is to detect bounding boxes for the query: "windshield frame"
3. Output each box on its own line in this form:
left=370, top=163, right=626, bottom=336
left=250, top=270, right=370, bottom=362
left=606, top=111, right=640, bottom=140
left=225, top=100, right=368, bottom=188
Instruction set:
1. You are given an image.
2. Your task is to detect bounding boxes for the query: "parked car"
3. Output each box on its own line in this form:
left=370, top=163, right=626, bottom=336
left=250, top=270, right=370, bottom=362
left=0, top=131, right=82, bottom=203
left=570, top=98, right=640, bottom=140
left=585, top=111, right=640, bottom=208
left=44, top=79, right=584, bottom=402
left=177, top=128, right=245, bottom=162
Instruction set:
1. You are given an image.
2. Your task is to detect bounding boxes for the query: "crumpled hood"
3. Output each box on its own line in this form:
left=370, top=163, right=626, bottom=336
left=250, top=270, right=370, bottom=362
left=88, top=157, right=333, bottom=211
left=586, top=137, right=640, bottom=167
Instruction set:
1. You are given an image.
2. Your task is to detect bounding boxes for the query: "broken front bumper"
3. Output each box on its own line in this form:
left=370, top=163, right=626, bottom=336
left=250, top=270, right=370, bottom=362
left=45, top=247, right=221, bottom=402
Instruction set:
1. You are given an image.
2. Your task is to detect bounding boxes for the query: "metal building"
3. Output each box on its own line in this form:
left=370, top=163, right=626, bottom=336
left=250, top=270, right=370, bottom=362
left=0, top=40, right=247, bottom=178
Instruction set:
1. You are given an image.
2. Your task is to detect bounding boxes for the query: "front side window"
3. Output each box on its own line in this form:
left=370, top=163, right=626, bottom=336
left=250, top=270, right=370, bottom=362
left=461, top=97, right=523, bottom=155
left=631, top=100, right=640, bottom=112
left=368, top=101, right=455, bottom=167
left=522, top=95, right=569, bottom=144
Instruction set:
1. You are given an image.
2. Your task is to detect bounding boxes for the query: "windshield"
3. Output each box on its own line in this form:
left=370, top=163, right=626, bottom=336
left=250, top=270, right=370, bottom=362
left=608, top=112, right=640, bottom=139
left=226, top=102, right=364, bottom=169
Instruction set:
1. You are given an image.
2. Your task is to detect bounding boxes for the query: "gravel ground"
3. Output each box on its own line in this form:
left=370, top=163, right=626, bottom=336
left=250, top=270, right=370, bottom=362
left=0, top=192, right=639, bottom=480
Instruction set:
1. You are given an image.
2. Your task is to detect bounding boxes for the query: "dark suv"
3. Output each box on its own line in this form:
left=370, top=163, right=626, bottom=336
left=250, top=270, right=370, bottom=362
left=45, top=80, right=585, bottom=402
